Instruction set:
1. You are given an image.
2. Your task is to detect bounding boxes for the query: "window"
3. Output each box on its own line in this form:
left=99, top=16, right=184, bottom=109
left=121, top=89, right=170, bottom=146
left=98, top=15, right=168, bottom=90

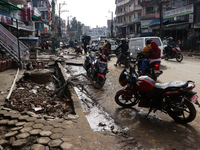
left=129, top=16, right=132, bottom=22
left=42, top=12, right=47, bottom=19
left=138, top=0, right=140, bottom=5
left=124, top=7, right=125, bottom=11
left=35, top=22, right=43, bottom=29
left=124, top=17, right=126, bottom=21
left=121, top=18, right=123, bottom=23
left=32, top=1, right=37, bottom=7
left=121, top=8, right=122, bottom=13
left=138, top=12, right=141, bottom=18
left=38, top=1, right=44, bottom=7
left=146, top=7, right=154, bottom=14
left=129, top=5, right=132, bottom=11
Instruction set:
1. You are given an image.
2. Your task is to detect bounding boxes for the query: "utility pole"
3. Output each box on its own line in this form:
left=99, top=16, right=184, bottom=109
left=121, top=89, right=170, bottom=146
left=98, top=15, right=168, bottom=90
left=111, top=11, right=113, bottom=38
left=52, top=0, right=55, bottom=54
left=159, top=1, right=163, bottom=40
left=58, top=3, right=61, bottom=37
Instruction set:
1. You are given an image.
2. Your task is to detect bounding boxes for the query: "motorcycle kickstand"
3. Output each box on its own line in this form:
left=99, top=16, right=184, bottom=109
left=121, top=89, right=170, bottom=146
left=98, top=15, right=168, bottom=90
left=144, top=109, right=152, bottom=119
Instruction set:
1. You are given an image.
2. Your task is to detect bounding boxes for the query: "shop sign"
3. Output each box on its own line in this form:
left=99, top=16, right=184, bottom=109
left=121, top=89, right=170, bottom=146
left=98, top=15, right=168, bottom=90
left=189, top=14, right=194, bottom=23
left=141, top=20, right=153, bottom=28
left=164, top=24, right=189, bottom=30
left=0, top=14, right=12, bottom=25
left=194, top=24, right=200, bottom=29
left=23, top=7, right=31, bottom=22
left=163, top=4, right=193, bottom=19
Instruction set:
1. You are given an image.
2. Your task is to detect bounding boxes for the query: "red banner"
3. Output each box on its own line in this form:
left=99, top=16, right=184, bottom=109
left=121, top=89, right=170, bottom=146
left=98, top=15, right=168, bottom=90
left=23, top=7, right=31, bottom=22
left=0, top=15, right=12, bottom=25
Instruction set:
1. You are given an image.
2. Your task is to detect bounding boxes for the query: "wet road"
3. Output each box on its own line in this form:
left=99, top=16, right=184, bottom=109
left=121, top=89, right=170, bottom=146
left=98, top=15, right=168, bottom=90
left=63, top=49, right=200, bottom=149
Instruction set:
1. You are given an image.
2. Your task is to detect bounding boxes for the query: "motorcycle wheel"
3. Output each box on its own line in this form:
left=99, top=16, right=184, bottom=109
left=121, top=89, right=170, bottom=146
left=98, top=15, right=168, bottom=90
left=167, top=100, right=196, bottom=124
left=164, top=55, right=169, bottom=60
left=115, top=90, right=138, bottom=107
left=176, top=53, right=183, bottom=62
left=96, top=77, right=105, bottom=88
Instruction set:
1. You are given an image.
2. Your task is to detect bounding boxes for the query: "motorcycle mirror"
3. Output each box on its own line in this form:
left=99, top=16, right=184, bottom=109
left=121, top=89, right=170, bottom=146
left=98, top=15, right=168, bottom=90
left=137, top=48, right=140, bottom=51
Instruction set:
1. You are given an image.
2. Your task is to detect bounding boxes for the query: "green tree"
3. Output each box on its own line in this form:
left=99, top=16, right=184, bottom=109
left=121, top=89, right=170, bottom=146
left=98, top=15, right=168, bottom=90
left=67, top=17, right=83, bottom=40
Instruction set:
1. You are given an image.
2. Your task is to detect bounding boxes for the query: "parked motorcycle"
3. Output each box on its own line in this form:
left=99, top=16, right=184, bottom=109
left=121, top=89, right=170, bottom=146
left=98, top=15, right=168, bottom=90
left=136, top=52, right=163, bottom=81
left=83, top=52, right=108, bottom=88
left=116, top=52, right=131, bottom=68
left=74, top=45, right=82, bottom=54
left=162, top=46, right=183, bottom=62
left=115, top=65, right=199, bottom=124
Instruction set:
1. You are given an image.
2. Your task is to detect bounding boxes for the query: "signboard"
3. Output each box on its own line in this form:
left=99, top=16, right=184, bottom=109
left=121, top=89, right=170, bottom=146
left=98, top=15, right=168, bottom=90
left=141, top=19, right=153, bottom=28
left=0, top=14, right=12, bottom=25
left=163, top=4, right=193, bottom=19
left=189, top=14, right=194, bottom=23
left=23, top=7, right=31, bottom=22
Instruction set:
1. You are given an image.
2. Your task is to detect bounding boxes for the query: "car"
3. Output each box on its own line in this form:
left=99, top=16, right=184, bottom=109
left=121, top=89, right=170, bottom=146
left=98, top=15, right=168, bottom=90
left=88, top=40, right=99, bottom=49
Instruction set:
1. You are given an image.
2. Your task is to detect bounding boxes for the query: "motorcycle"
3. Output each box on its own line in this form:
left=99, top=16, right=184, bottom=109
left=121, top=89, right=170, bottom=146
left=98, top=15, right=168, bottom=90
left=116, top=52, right=131, bottom=68
left=115, top=64, right=199, bottom=124
left=162, top=46, right=183, bottom=62
left=83, top=52, right=108, bottom=88
left=74, top=45, right=82, bottom=54
left=136, top=52, right=163, bottom=81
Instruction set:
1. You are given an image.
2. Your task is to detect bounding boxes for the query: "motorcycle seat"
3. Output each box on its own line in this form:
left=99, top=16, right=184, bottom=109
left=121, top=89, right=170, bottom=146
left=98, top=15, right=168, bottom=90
left=153, top=81, right=188, bottom=93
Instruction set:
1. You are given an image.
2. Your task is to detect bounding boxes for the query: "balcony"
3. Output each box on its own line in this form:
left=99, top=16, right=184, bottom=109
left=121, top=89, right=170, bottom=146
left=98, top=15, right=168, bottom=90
left=134, top=5, right=142, bottom=11
left=116, top=0, right=133, bottom=7
left=141, top=14, right=156, bottom=20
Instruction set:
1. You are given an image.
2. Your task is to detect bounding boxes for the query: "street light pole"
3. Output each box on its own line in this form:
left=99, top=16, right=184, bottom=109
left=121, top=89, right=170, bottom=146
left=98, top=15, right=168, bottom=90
left=111, top=11, right=113, bottom=38
left=159, top=1, right=163, bottom=40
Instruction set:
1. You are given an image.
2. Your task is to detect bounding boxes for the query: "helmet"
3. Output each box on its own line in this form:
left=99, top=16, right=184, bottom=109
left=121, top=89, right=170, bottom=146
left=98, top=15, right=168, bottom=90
left=146, top=39, right=152, bottom=45
left=169, top=37, right=173, bottom=40
left=105, top=40, right=107, bottom=42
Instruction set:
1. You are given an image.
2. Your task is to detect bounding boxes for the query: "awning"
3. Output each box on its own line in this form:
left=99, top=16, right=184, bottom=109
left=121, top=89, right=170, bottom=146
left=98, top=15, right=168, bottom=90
left=0, top=0, right=24, bottom=11
left=148, top=18, right=169, bottom=26
left=31, top=15, right=43, bottom=22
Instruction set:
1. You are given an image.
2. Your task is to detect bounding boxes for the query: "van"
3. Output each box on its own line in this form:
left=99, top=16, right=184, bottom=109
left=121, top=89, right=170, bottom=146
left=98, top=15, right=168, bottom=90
left=128, top=37, right=163, bottom=60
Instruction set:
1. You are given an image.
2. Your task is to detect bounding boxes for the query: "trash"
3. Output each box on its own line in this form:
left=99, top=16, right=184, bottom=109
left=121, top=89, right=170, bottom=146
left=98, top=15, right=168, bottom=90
left=18, top=87, right=25, bottom=90
left=0, top=91, right=7, bottom=95
left=29, top=89, right=37, bottom=94
left=33, top=107, right=42, bottom=111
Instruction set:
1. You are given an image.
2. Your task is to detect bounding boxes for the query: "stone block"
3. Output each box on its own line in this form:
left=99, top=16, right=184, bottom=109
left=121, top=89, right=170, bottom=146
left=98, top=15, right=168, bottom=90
left=29, top=129, right=42, bottom=135
left=37, top=137, right=51, bottom=145
left=48, top=139, right=62, bottom=147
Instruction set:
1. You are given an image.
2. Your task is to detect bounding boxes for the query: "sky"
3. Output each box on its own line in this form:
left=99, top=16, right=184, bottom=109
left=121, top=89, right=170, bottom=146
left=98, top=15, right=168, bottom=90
left=56, top=0, right=116, bottom=28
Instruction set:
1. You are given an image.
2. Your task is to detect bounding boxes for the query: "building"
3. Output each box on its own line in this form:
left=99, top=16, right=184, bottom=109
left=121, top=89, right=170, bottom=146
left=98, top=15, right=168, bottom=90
left=115, top=0, right=142, bottom=38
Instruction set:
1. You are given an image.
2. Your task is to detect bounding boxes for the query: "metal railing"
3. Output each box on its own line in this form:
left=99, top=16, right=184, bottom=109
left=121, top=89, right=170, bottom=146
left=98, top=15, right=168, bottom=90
left=0, top=24, right=29, bottom=59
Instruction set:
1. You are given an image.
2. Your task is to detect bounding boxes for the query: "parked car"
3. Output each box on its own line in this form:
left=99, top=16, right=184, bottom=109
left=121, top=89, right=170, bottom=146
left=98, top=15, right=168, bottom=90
left=89, top=40, right=99, bottom=48
left=129, top=37, right=163, bottom=60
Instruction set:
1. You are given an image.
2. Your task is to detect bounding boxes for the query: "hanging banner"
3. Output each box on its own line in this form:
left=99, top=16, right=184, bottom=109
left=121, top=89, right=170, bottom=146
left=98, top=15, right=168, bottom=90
left=0, top=14, right=12, bottom=25
left=163, top=4, right=193, bottom=19
left=23, top=7, right=31, bottom=22
left=141, top=19, right=153, bottom=28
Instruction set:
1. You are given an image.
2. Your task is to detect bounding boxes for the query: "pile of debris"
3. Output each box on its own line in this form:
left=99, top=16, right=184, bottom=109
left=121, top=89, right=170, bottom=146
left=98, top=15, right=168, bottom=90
left=5, top=79, right=73, bottom=119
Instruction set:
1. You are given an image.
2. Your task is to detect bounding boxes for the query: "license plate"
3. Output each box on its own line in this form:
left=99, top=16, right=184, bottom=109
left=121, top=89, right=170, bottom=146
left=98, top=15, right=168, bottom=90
left=154, top=70, right=160, bottom=74
left=190, top=94, right=198, bottom=103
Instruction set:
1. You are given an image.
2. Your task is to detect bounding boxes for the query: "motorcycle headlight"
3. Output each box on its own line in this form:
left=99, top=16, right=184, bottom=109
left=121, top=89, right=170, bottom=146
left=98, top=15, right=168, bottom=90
left=130, top=53, right=133, bottom=58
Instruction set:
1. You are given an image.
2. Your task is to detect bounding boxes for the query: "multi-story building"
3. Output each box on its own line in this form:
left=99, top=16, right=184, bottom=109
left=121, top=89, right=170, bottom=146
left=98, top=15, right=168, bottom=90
left=115, top=0, right=142, bottom=38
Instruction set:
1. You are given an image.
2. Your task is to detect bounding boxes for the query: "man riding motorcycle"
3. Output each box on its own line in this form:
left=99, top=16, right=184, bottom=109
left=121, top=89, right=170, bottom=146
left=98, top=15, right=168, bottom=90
left=114, top=40, right=129, bottom=67
left=167, top=37, right=176, bottom=57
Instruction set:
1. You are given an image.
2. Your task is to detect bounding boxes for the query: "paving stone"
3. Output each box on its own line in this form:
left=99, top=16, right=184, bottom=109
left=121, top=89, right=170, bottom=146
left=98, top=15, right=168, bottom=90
left=20, top=127, right=33, bottom=133
left=5, top=131, right=18, bottom=138
left=15, top=122, right=26, bottom=126
left=51, top=123, right=63, bottom=128
left=0, top=145, right=3, bottom=150
left=7, top=119, right=18, bottom=126
left=35, top=119, right=48, bottom=125
left=18, top=115, right=29, bottom=121
left=37, top=137, right=51, bottom=145
left=2, top=107, right=12, bottom=111
left=61, top=137, right=74, bottom=142
left=11, top=113, right=21, bottom=119
left=16, top=132, right=30, bottom=139
left=0, top=119, right=9, bottom=125
left=24, top=122, right=35, bottom=127
left=62, top=120, right=73, bottom=125
left=26, top=111, right=37, bottom=117
left=51, top=128, right=64, bottom=133
left=10, top=137, right=15, bottom=143
left=44, top=116, right=54, bottom=120
left=0, top=139, right=8, bottom=145
left=60, top=142, right=73, bottom=150
left=48, top=139, right=62, bottom=147
left=32, top=123, right=44, bottom=129
left=3, top=112, right=12, bottom=118
left=26, top=117, right=37, bottom=122
left=45, top=146, right=49, bottom=150
left=40, top=131, right=52, bottom=136
left=31, top=144, right=45, bottom=150
left=10, top=110, right=19, bottom=114
left=0, top=110, right=7, bottom=117
left=50, top=133, right=64, bottom=139
left=11, top=126, right=23, bottom=131
left=41, top=125, right=54, bottom=131
left=12, top=139, right=26, bottom=147
left=29, top=129, right=42, bottom=135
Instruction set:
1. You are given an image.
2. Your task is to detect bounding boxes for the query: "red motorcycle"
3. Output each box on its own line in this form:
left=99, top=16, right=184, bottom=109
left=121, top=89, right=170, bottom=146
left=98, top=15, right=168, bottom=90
left=115, top=65, right=199, bottom=124
left=162, top=46, right=183, bottom=62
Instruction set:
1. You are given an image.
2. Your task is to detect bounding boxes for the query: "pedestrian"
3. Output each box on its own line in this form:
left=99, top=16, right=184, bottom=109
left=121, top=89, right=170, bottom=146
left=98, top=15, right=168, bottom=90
left=46, top=41, right=49, bottom=49
left=177, top=38, right=181, bottom=47
left=83, top=39, right=88, bottom=54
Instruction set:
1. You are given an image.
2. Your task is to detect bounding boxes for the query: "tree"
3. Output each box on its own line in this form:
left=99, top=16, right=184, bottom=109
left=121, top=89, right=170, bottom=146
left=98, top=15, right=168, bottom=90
left=67, top=17, right=83, bottom=40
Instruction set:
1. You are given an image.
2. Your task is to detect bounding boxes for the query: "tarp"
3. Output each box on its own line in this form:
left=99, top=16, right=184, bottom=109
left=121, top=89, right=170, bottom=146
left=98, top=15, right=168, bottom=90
left=148, top=18, right=169, bottom=26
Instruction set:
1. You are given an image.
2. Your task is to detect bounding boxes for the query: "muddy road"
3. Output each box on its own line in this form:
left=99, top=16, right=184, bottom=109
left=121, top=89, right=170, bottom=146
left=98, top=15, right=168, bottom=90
left=63, top=50, right=200, bottom=150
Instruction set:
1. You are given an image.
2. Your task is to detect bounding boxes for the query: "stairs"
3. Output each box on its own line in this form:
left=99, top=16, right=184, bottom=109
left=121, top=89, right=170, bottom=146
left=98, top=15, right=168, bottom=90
left=0, top=24, right=29, bottom=63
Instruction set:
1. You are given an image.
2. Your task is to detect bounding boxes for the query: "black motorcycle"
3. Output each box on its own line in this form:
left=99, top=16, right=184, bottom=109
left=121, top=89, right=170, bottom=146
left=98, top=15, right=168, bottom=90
left=116, top=52, right=131, bottom=68
left=83, top=52, right=108, bottom=88
left=136, top=52, right=163, bottom=81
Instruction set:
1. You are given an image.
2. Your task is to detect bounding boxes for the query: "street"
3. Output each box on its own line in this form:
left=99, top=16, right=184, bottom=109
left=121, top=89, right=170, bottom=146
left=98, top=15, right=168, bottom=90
left=66, top=51, right=200, bottom=150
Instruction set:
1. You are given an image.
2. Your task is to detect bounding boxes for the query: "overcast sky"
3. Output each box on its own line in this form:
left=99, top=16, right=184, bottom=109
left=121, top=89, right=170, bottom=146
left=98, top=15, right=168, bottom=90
left=56, top=0, right=116, bottom=28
